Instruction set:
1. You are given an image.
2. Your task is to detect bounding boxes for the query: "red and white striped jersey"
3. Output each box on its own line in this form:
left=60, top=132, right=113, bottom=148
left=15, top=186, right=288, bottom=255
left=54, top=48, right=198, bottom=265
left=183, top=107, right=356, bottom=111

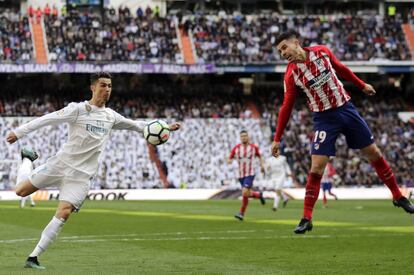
left=229, top=143, right=261, bottom=178
left=288, top=46, right=353, bottom=112
left=274, top=45, right=366, bottom=142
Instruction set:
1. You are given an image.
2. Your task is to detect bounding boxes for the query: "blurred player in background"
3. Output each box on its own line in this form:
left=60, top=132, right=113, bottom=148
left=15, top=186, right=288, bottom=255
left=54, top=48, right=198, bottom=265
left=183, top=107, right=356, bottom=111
left=265, top=152, right=294, bottom=211
left=321, top=158, right=338, bottom=208
left=228, top=130, right=265, bottom=221
left=17, top=148, right=36, bottom=208
left=6, top=72, right=181, bottom=269
left=271, top=30, right=414, bottom=234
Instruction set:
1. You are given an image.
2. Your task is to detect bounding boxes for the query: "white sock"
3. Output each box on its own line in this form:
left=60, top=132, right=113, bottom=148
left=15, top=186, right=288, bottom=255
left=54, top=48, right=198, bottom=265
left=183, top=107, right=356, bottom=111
left=273, top=193, right=281, bottom=209
left=20, top=197, right=27, bottom=208
left=16, top=158, right=33, bottom=186
left=29, top=216, right=65, bottom=257
left=29, top=195, right=35, bottom=206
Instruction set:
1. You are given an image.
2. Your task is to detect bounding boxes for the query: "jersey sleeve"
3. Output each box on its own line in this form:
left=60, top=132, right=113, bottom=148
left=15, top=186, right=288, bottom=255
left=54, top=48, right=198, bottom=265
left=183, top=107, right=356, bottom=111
left=321, top=46, right=366, bottom=90
left=273, top=69, right=298, bottom=142
left=229, top=145, right=238, bottom=159
left=254, top=144, right=261, bottom=157
left=14, top=102, right=79, bottom=139
left=112, top=111, right=147, bottom=132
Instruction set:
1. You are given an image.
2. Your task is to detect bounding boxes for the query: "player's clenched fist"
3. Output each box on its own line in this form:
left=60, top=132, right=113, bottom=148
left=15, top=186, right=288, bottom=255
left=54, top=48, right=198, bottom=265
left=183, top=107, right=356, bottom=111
left=271, top=141, right=280, bottom=158
left=362, top=84, right=376, bottom=96
left=6, top=131, right=18, bottom=144
left=169, top=122, right=181, bottom=131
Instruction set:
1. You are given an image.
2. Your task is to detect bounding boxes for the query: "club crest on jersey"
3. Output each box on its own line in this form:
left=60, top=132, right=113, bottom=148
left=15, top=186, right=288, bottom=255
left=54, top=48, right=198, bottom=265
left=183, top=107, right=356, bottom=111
left=315, top=58, right=325, bottom=70
left=314, top=143, right=320, bottom=150
left=85, top=104, right=92, bottom=112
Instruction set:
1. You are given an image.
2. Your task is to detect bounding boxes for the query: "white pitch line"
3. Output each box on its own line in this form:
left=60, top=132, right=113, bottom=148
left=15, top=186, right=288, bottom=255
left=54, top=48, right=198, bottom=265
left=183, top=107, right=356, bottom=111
left=1, top=233, right=407, bottom=244
left=0, top=230, right=258, bottom=244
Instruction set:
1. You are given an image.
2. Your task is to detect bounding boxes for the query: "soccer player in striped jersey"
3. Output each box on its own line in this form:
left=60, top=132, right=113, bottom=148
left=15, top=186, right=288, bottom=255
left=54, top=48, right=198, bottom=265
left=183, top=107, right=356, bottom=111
left=6, top=72, right=181, bottom=269
left=228, top=130, right=266, bottom=221
left=271, top=30, right=414, bottom=234
left=321, top=159, right=338, bottom=208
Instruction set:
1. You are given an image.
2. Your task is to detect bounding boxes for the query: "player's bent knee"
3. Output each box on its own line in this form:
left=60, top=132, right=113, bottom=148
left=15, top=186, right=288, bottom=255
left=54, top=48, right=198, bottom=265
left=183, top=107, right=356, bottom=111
left=15, top=180, right=37, bottom=197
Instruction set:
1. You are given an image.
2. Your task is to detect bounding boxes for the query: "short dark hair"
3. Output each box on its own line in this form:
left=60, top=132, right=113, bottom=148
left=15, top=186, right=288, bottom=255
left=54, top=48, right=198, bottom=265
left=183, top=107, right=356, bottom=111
left=240, top=130, right=248, bottom=134
left=90, top=72, right=112, bottom=85
left=275, top=30, right=300, bottom=46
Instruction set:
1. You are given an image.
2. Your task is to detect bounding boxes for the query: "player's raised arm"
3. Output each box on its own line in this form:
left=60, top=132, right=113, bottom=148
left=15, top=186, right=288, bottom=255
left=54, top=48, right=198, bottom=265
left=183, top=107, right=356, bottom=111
left=7, top=103, right=79, bottom=144
left=322, top=46, right=376, bottom=96
left=112, top=111, right=181, bottom=132
left=112, top=111, right=148, bottom=132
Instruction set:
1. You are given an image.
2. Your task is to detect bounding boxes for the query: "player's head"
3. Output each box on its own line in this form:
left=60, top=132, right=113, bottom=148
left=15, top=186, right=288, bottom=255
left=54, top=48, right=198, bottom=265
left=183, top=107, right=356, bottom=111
left=275, top=30, right=304, bottom=63
left=90, top=72, right=112, bottom=107
left=240, top=130, right=249, bottom=144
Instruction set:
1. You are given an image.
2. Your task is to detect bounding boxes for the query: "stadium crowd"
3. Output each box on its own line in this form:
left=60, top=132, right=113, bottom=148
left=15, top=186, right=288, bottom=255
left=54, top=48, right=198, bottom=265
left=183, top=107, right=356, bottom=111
left=0, top=9, right=33, bottom=63
left=44, top=7, right=182, bottom=63
left=1, top=7, right=412, bottom=64
left=189, top=13, right=411, bottom=64
left=0, top=79, right=248, bottom=119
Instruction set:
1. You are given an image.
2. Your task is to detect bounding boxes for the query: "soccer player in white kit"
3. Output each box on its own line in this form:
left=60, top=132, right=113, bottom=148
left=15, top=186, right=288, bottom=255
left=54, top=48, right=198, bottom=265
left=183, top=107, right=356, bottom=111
left=6, top=72, right=181, bottom=269
left=265, top=153, right=294, bottom=211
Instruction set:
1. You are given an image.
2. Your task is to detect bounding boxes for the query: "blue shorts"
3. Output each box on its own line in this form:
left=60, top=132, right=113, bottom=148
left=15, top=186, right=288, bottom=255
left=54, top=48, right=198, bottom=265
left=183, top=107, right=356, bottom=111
left=311, top=102, right=374, bottom=156
left=322, top=182, right=332, bottom=192
left=239, top=176, right=255, bottom=188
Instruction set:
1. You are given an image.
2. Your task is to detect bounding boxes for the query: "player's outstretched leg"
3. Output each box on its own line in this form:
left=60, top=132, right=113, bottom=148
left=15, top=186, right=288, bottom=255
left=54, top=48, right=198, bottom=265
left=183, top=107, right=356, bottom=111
left=17, top=148, right=38, bottom=208
left=272, top=192, right=281, bottom=211
left=282, top=192, right=289, bottom=208
left=364, top=145, right=414, bottom=214
left=250, top=191, right=266, bottom=205
left=329, top=191, right=338, bottom=200
left=235, top=195, right=248, bottom=221
left=371, top=158, right=414, bottom=213
left=322, top=192, right=327, bottom=208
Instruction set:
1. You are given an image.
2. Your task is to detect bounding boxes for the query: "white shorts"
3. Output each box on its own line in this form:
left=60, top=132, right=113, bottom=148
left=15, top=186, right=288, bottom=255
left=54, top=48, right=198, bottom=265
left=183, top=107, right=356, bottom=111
left=29, top=156, right=92, bottom=210
left=267, top=176, right=292, bottom=190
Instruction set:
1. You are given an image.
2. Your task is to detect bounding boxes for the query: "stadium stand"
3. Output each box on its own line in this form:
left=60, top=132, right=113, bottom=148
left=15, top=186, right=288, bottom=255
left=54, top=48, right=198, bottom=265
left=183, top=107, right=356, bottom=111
left=1, top=7, right=412, bottom=64
left=1, top=81, right=412, bottom=190
left=0, top=9, right=33, bottom=63
left=189, top=13, right=411, bottom=64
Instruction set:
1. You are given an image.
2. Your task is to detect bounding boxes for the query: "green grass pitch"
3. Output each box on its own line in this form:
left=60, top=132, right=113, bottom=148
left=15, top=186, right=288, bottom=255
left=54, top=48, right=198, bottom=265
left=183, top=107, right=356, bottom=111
left=0, top=199, right=413, bottom=274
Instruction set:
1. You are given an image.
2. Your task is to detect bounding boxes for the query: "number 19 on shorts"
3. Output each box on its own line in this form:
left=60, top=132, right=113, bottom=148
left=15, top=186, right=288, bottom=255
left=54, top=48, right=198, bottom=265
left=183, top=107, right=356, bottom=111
left=314, top=130, right=327, bottom=143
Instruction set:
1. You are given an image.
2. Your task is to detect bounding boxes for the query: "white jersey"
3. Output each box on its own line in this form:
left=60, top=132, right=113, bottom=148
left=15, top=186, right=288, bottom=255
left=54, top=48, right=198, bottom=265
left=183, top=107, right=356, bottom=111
left=265, top=156, right=292, bottom=189
left=14, top=101, right=146, bottom=177
left=266, top=156, right=291, bottom=179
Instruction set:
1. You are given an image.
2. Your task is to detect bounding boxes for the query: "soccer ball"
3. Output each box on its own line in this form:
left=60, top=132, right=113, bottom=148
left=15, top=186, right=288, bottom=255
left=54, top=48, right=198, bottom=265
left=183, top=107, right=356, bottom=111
left=143, top=120, right=170, bottom=145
